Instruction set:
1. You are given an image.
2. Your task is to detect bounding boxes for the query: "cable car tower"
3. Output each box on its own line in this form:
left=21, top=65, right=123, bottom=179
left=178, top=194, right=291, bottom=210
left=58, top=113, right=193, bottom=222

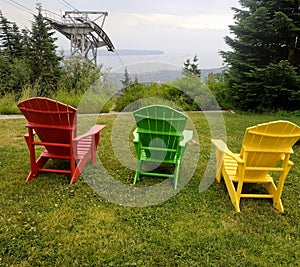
left=44, top=10, right=115, bottom=65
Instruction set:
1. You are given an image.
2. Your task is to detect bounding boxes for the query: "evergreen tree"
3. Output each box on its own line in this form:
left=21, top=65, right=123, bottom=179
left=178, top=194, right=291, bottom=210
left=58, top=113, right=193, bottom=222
left=0, top=11, right=23, bottom=58
left=120, top=68, right=132, bottom=89
left=28, top=4, right=62, bottom=96
left=0, top=12, right=31, bottom=97
left=182, top=55, right=201, bottom=78
left=220, top=0, right=300, bottom=111
left=20, top=28, right=31, bottom=59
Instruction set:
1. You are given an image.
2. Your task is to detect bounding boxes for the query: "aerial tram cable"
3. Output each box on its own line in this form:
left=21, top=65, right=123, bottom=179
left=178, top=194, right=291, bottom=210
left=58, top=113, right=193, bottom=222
left=1, top=0, right=35, bottom=15
left=57, top=0, right=78, bottom=12
left=2, top=0, right=125, bottom=70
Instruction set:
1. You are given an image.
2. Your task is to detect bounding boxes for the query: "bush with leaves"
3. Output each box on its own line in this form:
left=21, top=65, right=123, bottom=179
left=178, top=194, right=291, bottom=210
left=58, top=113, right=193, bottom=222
left=114, top=75, right=222, bottom=112
left=204, top=72, right=232, bottom=110
left=58, top=57, right=102, bottom=94
left=0, top=56, right=32, bottom=98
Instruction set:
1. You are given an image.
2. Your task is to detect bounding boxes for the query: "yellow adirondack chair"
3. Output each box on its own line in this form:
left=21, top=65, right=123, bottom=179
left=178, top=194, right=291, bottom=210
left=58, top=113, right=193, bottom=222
left=212, top=120, right=300, bottom=212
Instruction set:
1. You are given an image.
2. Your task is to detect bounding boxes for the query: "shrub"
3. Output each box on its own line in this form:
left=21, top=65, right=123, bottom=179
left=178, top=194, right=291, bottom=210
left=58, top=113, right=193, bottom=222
left=114, top=80, right=208, bottom=112
left=0, top=93, right=19, bottom=114
left=204, top=72, right=232, bottom=110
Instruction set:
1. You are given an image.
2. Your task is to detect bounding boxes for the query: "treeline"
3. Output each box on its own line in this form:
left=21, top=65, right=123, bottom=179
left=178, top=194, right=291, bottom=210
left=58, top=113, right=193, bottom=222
left=0, top=4, right=108, bottom=109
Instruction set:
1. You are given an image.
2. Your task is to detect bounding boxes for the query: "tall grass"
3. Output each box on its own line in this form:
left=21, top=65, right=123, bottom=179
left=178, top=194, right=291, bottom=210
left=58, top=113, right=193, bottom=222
left=0, top=93, right=20, bottom=114
left=1, top=112, right=300, bottom=266
left=0, top=86, right=113, bottom=114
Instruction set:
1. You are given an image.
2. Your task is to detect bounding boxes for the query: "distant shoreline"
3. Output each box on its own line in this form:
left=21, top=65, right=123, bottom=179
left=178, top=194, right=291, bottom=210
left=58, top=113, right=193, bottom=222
left=61, top=49, right=223, bottom=69
left=98, top=49, right=164, bottom=56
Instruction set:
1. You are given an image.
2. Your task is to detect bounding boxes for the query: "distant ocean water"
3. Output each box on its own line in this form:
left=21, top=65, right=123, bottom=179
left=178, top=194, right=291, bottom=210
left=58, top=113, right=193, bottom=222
left=63, top=49, right=222, bottom=75
left=98, top=52, right=190, bottom=73
left=58, top=50, right=223, bottom=87
left=97, top=53, right=223, bottom=88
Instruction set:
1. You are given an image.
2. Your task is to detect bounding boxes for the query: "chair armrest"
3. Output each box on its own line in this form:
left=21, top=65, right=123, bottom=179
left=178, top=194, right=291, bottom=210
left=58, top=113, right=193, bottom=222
left=133, top=128, right=138, bottom=143
left=211, top=139, right=244, bottom=164
left=24, top=129, right=36, bottom=138
left=73, top=125, right=106, bottom=142
left=133, top=128, right=139, bottom=155
left=280, top=155, right=294, bottom=167
left=180, top=130, right=193, bottom=147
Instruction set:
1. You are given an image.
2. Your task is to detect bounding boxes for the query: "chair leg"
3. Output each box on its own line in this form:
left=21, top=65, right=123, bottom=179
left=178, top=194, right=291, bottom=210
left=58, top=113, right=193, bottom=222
left=173, top=163, right=180, bottom=189
left=216, top=166, right=223, bottom=183
left=215, top=150, right=224, bottom=183
left=70, top=154, right=90, bottom=184
left=26, top=171, right=37, bottom=182
left=91, top=134, right=99, bottom=164
left=134, top=160, right=142, bottom=184
left=273, top=199, right=284, bottom=213
left=265, top=180, right=284, bottom=212
left=26, top=156, right=48, bottom=182
left=223, top=175, right=241, bottom=212
left=70, top=166, right=81, bottom=185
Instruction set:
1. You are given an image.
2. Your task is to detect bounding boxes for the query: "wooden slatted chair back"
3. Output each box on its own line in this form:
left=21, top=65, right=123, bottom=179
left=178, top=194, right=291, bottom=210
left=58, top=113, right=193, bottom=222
left=134, top=105, right=187, bottom=162
left=18, top=97, right=77, bottom=156
left=239, top=120, right=300, bottom=180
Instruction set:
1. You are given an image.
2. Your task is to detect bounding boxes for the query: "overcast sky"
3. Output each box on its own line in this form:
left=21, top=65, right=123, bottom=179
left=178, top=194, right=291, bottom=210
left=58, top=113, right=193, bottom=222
left=1, top=0, right=241, bottom=68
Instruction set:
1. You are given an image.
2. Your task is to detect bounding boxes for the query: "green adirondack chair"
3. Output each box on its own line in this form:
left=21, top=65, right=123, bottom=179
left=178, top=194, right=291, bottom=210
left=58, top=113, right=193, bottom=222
left=133, top=105, right=193, bottom=189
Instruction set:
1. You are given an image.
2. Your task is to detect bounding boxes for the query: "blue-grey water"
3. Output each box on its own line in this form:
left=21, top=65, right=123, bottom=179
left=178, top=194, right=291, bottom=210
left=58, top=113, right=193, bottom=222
left=98, top=52, right=189, bottom=73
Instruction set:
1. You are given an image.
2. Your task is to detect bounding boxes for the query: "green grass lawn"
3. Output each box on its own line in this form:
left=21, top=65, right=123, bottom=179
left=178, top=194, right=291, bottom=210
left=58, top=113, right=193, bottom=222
left=1, top=112, right=300, bottom=266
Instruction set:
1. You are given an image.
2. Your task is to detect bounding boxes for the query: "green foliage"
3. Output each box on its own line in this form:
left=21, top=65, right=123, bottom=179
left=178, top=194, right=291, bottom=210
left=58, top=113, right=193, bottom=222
left=120, top=68, right=132, bottom=88
left=0, top=7, right=112, bottom=113
left=114, top=83, right=170, bottom=111
left=59, top=57, right=102, bottom=94
left=76, top=91, right=112, bottom=114
left=182, top=55, right=201, bottom=78
left=0, top=56, right=32, bottom=97
left=0, top=11, right=23, bottom=58
left=115, top=75, right=224, bottom=112
left=28, top=4, right=62, bottom=96
left=246, top=60, right=300, bottom=111
left=0, top=4, right=117, bottom=114
left=75, top=79, right=115, bottom=113
left=114, top=82, right=198, bottom=112
left=53, top=89, right=83, bottom=108
left=204, top=71, right=232, bottom=109
left=0, top=93, right=19, bottom=114
left=221, top=0, right=300, bottom=111
left=0, top=5, right=62, bottom=98
left=170, top=76, right=221, bottom=110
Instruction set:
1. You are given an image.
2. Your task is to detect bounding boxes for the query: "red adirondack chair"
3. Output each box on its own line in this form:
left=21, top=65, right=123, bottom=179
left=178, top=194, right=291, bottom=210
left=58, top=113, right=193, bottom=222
left=18, top=97, right=106, bottom=184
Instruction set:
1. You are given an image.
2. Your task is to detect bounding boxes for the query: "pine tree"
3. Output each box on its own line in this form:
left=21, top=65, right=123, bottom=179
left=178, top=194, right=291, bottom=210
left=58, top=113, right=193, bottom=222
left=0, top=12, right=32, bottom=97
left=220, top=0, right=300, bottom=111
left=120, top=68, right=132, bottom=89
left=0, top=11, right=23, bottom=58
left=28, top=3, right=62, bottom=96
left=182, top=55, right=201, bottom=78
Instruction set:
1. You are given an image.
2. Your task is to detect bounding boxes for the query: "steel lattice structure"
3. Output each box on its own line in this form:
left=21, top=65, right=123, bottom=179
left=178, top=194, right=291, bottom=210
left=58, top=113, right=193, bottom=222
left=44, top=10, right=115, bottom=65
